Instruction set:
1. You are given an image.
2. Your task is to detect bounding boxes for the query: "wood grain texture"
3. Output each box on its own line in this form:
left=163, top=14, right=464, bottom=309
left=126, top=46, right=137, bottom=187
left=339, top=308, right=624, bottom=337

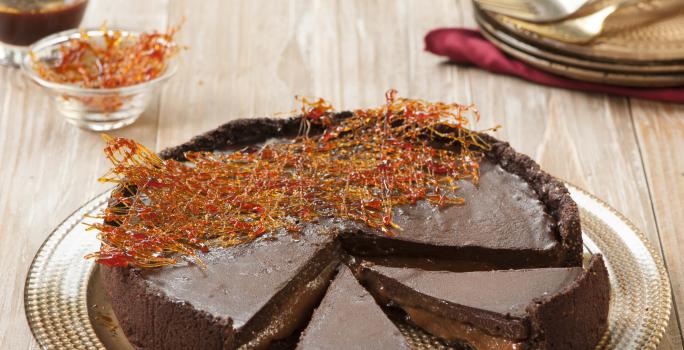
left=0, top=0, right=682, bottom=349
left=631, top=100, right=684, bottom=350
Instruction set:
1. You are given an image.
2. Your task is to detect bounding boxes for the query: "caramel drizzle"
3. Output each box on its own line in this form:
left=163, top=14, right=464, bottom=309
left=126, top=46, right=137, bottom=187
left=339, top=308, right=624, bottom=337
left=31, top=23, right=180, bottom=89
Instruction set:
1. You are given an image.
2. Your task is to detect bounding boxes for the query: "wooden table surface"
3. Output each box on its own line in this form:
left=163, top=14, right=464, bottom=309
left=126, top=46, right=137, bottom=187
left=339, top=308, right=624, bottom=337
left=1, top=0, right=683, bottom=349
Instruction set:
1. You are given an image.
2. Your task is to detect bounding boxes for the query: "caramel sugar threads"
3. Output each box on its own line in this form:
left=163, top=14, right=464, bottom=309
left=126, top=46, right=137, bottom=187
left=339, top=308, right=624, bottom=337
left=91, top=91, right=497, bottom=268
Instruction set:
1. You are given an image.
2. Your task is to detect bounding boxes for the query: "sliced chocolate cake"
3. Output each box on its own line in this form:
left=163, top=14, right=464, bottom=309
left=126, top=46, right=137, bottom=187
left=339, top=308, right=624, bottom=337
left=358, top=255, right=610, bottom=350
left=296, top=265, right=411, bottom=350
left=94, top=94, right=609, bottom=350
left=341, top=157, right=577, bottom=270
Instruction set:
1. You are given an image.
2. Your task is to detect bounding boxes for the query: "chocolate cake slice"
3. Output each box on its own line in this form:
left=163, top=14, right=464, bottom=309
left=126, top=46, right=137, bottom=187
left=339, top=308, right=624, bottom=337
left=296, top=265, right=411, bottom=350
left=100, top=228, right=342, bottom=350
left=341, top=158, right=573, bottom=271
left=359, top=255, right=610, bottom=350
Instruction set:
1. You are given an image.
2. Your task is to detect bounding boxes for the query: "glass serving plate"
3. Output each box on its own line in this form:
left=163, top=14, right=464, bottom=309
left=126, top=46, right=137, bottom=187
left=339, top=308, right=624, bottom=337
left=24, top=184, right=672, bottom=349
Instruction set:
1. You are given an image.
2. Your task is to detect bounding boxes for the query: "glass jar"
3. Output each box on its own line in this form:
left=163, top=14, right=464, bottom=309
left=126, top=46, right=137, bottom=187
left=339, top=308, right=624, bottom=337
left=0, top=0, right=88, bottom=66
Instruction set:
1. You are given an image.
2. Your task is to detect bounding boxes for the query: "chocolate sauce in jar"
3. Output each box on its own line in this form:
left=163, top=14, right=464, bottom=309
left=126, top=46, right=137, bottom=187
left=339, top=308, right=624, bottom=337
left=0, top=0, right=88, bottom=46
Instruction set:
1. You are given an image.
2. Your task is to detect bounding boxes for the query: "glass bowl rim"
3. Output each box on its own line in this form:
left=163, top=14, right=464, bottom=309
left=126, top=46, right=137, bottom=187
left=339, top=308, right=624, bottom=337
left=21, top=27, right=178, bottom=95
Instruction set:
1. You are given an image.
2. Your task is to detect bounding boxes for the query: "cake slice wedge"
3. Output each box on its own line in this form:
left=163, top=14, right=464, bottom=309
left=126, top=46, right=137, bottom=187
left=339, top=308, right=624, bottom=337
left=100, top=228, right=342, bottom=350
left=358, top=254, right=610, bottom=350
left=296, top=265, right=411, bottom=350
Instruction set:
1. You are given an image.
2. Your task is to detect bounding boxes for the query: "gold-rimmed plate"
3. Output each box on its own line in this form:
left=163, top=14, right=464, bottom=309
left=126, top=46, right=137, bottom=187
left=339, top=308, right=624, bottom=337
left=481, top=0, right=684, bottom=63
left=24, top=185, right=671, bottom=349
left=476, top=8, right=684, bottom=74
left=477, top=13, right=684, bottom=87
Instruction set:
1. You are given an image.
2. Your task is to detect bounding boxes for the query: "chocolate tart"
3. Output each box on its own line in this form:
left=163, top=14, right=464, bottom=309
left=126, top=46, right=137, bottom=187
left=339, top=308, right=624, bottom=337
left=296, top=265, right=411, bottom=350
left=99, top=114, right=600, bottom=350
left=358, top=255, right=610, bottom=350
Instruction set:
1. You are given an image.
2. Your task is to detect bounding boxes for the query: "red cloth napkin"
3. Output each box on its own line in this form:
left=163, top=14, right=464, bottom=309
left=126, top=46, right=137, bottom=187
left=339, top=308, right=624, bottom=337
left=425, top=28, right=684, bottom=104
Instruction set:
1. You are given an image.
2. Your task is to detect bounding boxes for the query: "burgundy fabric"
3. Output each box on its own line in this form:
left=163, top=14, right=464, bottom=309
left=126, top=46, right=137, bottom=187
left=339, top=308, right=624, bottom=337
left=425, top=28, right=684, bottom=103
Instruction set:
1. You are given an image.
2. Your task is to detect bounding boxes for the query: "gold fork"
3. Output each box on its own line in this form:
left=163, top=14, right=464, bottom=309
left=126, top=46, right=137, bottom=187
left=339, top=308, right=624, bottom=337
left=474, top=0, right=591, bottom=23
left=490, top=0, right=644, bottom=44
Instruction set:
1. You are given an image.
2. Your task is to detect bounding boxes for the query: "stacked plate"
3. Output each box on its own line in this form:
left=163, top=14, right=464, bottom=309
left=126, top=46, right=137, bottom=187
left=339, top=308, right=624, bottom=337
left=474, top=0, right=684, bottom=87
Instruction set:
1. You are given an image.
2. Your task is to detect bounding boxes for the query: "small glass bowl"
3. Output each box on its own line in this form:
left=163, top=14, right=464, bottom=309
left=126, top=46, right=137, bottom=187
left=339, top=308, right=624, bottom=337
left=21, top=28, right=177, bottom=131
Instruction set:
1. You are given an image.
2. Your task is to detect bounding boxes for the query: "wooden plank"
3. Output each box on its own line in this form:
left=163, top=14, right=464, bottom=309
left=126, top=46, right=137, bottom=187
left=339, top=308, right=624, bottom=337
left=159, top=0, right=346, bottom=149
left=1, top=0, right=681, bottom=348
left=0, top=1, right=168, bottom=348
left=632, top=99, right=684, bottom=349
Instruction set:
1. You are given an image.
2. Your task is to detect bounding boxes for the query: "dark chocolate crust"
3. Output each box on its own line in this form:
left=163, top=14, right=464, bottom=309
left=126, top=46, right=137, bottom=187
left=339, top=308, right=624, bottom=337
left=528, top=255, right=610, bottom=350
left=158, top=114, right=352, bottom=161
left=102, top=114, right=592, bottom=350
left=101, top=266, right=234, bottom=349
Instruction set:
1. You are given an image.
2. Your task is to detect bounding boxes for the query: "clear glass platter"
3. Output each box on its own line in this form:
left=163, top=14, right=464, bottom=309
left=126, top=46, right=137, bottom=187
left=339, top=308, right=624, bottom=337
left=24, top=184, right=672, bottom=349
